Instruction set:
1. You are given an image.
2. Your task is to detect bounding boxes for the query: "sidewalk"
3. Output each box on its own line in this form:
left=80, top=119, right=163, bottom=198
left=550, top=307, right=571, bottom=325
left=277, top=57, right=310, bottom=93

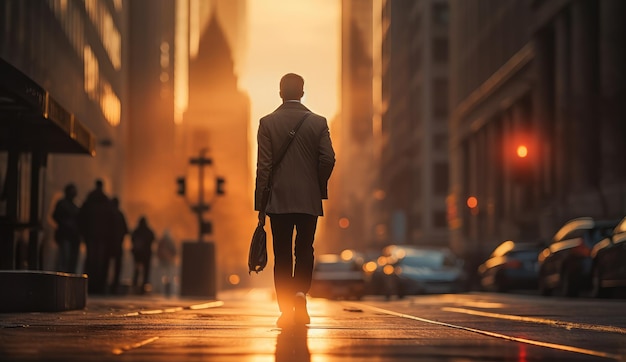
left=0, top=288, right=340, bottom=361
left=2, top=289, right=583, bottom=361
left=0, top=289, right=464, bottom=362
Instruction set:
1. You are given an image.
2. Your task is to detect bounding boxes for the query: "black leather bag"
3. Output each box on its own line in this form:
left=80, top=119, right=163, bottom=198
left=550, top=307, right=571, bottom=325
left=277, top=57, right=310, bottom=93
left=248, top=222, right=267, bottom=274
left=248, top=112, right=310, bottom=275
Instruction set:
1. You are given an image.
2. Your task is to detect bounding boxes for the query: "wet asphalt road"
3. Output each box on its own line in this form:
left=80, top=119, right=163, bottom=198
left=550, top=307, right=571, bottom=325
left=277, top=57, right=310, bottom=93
left=0, top=289, right=625, bottom=361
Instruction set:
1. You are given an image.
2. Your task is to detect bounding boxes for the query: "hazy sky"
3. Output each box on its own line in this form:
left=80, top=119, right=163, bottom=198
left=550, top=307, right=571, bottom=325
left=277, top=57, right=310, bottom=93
left=241, top=0, right=340, bottom=161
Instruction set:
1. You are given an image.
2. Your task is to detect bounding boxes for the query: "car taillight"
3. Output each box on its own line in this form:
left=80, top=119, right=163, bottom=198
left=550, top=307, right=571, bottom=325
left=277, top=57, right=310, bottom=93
left=504, top=260, right=522, bottom=269
left=383, top=264, right=395, bottom=275
left=571, top=243, right=591, bottom=257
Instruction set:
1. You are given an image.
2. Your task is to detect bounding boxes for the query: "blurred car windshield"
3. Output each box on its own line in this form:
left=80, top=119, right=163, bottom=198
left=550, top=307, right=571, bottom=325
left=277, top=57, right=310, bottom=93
left=316, top=260, right=359, bottom=272
left=401, top=250, right=455, bottom=269
left=510, top=250, right=540, bottom=260
left=586, top=227, right=614, bottom=245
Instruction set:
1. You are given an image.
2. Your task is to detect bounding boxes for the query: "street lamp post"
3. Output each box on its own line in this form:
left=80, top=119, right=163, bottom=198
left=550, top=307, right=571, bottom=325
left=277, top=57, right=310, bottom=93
left=189, top=148, right=212, bottom=243
left=176, top=148, right=225, bottom=298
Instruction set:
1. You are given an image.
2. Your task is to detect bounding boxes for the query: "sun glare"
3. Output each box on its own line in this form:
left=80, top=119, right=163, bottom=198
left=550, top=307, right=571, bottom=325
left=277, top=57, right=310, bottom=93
left=241, top=0, right=340, bottom=172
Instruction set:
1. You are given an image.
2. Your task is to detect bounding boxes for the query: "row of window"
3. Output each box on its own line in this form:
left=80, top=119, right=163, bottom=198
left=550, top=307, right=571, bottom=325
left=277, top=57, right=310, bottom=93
left=47, top=0, right=121, bottom=127
left=83, top=0, right=121, bottom=70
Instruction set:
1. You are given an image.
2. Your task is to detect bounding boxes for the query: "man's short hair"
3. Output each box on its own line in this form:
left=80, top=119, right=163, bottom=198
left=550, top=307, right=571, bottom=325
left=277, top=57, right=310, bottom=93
left=280, top=73, right=304, bottom=100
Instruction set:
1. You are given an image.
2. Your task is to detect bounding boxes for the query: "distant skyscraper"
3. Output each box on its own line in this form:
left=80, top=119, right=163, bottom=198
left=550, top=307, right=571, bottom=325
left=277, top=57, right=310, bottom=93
left=323, top=0, right=375, bottom=254
left=125, top=0, right=177, bottom=230
left=183, top=13, right=253, bottom=289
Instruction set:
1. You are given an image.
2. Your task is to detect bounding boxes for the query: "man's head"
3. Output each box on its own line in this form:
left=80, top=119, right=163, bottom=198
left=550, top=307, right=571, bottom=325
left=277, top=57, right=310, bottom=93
left=95, top=179, right=103, bottom=190
left=279, top=73, right=304, bottom=101
left=64, top=183, right=77, bottom=199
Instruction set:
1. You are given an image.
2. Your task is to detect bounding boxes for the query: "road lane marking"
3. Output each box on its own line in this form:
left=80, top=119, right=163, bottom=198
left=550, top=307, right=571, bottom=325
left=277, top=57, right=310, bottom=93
left=188, top=301, right=224, bottom=310
left=139, top=309, right=163, bottom=315
left=350, top=303, right=624, bottom=361
left=119, top=300, right=223, bottom=317
left=112, top=336, right=159, bottom=355
left=458, top=301, right=505, bottom=309
left=442, top=307, right=626, bottom=335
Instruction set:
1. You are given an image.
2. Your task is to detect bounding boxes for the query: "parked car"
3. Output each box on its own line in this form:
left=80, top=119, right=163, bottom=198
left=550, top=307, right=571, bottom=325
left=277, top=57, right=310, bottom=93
left=590, top=216, right=626, bottom=298
left=309, top=251, right=366, bottom=300
left=478, top=240, right=543, bottom=292
left=371, top=245, right=466, bottom=298
left=538, top=217, right=619, bottom=297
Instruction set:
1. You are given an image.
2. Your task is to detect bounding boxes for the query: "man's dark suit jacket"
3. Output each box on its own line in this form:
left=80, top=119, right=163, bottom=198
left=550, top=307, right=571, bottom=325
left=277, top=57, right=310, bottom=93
left=255, top=101, right=335, bottom=216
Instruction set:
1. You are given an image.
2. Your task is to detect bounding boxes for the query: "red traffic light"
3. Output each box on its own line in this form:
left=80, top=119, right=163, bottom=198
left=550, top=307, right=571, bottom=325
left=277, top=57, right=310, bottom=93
left=516, top=144, right=528, bottom=158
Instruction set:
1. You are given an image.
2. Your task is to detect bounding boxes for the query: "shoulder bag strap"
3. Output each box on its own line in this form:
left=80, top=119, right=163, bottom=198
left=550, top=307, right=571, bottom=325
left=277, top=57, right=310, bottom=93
left=272, top=112, right=310, bottom=168
left=259, top=112, right=311, bottom=214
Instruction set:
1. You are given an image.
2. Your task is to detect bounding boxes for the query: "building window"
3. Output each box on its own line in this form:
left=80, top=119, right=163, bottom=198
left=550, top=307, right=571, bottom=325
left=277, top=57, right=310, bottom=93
left=433, top=78, right=448, bottom=119
left=433, top=37, right=448, bottom=63
left=432, top=3, right=449, bottom=26
left=433, top=210, right=447, bottom=228
left=433, top=162, right=449, bottom=195
left=433, top=133, right=448, bottom=152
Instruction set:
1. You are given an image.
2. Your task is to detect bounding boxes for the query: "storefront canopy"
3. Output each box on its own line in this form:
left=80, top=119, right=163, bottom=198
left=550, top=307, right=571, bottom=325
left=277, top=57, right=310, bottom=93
left=0, top=58, right=95, bottom=155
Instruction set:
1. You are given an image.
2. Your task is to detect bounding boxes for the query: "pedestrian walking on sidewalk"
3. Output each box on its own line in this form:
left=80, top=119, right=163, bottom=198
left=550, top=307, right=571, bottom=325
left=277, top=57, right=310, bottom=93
left=52, top=183, right=81, bottom=273
left=157, top=228, right=177, bottom=296
left=109, top=197, right=129, bottom=294
left=79, top=179, right=114, bottom=294
left=254, top=73, right=335, bottom=328
left=131, top=216, right=155, bottom=294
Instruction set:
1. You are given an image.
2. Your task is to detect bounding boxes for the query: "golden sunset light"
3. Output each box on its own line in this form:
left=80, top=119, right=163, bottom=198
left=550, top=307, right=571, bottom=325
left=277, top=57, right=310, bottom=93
left=241, top=0, right=340, bottom=165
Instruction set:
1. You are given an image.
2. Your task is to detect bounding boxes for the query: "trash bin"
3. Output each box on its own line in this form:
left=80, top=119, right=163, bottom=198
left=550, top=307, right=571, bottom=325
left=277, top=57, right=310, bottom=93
left=180, top=241, right=216, bottom=298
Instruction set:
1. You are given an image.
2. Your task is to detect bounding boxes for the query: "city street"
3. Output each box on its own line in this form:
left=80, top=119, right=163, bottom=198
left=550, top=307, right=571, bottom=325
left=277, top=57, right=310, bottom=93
left=1, top=289, right=625, bottom=361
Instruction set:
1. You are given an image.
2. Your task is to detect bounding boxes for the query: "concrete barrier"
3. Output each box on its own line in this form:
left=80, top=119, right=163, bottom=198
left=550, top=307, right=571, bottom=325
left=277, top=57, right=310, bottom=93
left=0, top=270, right=87, bottom=312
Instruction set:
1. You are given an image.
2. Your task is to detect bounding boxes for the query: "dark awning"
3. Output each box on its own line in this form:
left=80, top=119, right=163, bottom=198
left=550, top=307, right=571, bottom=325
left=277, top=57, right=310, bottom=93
left=0, top=58, right=95, bottom=155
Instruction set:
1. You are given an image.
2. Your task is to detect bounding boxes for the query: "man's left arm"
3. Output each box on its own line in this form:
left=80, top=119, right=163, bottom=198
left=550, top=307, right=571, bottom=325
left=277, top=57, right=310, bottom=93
left=255, top=119, right=273, bottom=210
left=318, top=121, right=335, bottom=199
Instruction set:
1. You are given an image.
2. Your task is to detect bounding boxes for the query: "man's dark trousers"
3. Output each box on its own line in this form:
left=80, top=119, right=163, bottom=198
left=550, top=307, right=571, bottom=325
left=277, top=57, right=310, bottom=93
left=269, top=213, right=318, bottom=313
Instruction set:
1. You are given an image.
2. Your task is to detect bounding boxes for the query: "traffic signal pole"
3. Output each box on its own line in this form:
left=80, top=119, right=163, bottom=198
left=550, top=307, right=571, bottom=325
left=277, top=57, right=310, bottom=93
left=189, top=148, right=212, bottom=243
left=176, top=148, right=226, bottom=298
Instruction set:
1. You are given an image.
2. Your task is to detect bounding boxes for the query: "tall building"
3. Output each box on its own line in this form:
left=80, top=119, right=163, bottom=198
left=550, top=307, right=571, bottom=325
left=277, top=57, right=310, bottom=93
left=376, top=0, right=450, bottom=248
left=124, top=0, right=251, bottom=289
left=182, top=13, right=253, bottom=289
left=125, top=0, right=177, bottom=231
left=0, top=0, right=127, bottom=270
left=448, top=1, right=626, bottom=266
left=323, top=0, right=376, bottom=255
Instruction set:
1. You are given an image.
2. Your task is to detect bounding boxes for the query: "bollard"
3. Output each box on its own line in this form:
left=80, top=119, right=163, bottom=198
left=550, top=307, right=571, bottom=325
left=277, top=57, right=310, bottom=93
left=180, top=241, right=216, bottom=298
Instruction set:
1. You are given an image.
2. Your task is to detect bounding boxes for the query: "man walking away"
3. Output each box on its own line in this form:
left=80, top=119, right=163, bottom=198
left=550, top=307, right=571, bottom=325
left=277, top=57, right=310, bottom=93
left=79, top=179, right=114, bottom=294
left=131, top=216, right=155, bottom=294
left=109, top=197, right=129, bottom=294
left=52, top=183, right=81, bottom=273
left=254, top=73, right=335, bottom=328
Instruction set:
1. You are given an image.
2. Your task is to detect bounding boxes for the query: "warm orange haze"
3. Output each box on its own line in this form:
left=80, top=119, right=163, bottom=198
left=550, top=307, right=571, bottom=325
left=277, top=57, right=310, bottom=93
left=3, top=0, right=626, bottom=316
left=242, top=0, right=340, bottom=168
left=0, top=0, right=341, bottom=294
left=4, top=1, right=626, bottom=359
left=166, top=0, right=341, bottom=290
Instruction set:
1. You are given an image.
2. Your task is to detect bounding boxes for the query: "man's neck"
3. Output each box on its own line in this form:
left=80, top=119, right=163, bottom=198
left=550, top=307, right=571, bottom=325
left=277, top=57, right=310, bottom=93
left=283, top=99, right=301, bottom=103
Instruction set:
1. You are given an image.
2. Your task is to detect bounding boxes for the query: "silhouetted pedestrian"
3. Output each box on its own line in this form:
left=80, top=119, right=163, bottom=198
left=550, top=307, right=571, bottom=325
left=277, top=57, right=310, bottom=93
left=79, top=179, right=114, bottom=294
left=52, top=183, right=81, bottom=273
left=131, top=216, right=155, bottom=294
left=254, top=73, right=335, bottom=328
left=109, top=197, right=128, bottom=294
left=156, top=229, right=177, bottom=296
